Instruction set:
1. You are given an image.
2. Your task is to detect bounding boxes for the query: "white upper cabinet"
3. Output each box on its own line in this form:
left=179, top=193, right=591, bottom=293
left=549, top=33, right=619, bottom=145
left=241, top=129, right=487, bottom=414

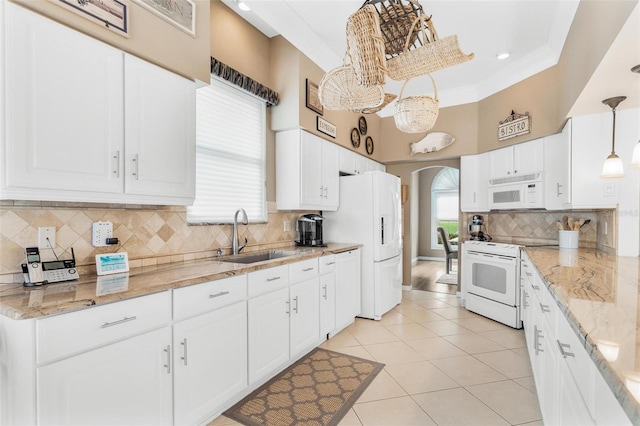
left=3, top=2, right=124, bottom=196
left=339, top=147, right=385, bottom=175
left=460, top=153, right=489, bottom=212
left=544, top=120, right=572, bottom=210
left=1, top=3, right=195, bottom=205
left=124, top=55, right=195, bottom=201
left=489, top=138, right=544, bottom=181
left=276, top=129, right=339, bottom=211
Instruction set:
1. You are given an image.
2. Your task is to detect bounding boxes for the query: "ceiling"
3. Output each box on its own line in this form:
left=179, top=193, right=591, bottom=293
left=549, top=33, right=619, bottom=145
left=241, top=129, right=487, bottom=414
left=221, top=0, right=639, bottom=119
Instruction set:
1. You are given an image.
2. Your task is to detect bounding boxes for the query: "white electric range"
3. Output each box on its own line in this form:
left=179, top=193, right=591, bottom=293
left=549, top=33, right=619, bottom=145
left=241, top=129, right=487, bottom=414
left=461, top=240, right=523, bottom=329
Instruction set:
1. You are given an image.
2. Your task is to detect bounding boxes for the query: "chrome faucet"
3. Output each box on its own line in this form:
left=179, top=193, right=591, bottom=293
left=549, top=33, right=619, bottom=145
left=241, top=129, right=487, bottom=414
left=232, top=208, right=248, bottom=255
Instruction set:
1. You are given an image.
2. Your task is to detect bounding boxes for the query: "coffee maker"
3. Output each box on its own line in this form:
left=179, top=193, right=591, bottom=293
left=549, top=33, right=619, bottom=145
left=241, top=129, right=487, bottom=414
left=296, top=214, right=326, bottom=247
left=468, top=215, right=491, bottom=241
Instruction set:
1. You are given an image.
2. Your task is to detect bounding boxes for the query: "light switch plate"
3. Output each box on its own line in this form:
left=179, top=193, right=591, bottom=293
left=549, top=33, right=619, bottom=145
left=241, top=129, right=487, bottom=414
left=38, top=227, right=56, bottom=249
left=92, top=222, right=113, bottom=247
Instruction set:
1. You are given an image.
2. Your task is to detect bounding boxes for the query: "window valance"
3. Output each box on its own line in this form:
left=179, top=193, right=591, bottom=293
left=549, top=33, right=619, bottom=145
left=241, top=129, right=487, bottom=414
left=210, top=57, right=279, bottom=106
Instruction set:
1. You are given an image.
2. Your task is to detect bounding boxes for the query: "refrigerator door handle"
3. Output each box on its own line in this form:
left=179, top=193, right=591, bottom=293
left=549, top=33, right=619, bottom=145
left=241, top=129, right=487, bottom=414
left=381, top=217, right=385, bottom=245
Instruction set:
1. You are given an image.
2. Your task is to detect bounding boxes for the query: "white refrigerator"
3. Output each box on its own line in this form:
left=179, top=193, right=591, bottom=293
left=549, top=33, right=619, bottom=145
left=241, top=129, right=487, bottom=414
left=324, top=171, right=402, bottom=320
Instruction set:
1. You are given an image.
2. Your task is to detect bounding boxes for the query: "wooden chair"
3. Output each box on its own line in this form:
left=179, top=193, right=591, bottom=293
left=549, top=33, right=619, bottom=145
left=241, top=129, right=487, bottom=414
left=437, top=227, right=458, bottom=274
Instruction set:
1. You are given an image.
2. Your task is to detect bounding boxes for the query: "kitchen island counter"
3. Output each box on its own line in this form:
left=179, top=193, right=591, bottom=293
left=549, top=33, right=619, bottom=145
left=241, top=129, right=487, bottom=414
left=0, top=243, right=361, bottom=320
left=524, top=246, right=640, bottom=423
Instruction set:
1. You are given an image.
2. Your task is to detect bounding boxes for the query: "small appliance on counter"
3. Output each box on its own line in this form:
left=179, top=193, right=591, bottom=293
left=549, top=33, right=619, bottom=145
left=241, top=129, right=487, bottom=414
left=468, top=215, right=491, bottom=241
left=296, top=214, right=326, bottom=247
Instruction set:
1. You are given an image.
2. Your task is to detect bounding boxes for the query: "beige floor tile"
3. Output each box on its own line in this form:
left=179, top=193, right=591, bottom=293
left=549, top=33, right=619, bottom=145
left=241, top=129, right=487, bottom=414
left=320, top=329, right=360, bottom=350
left=412, top=387, right=509, bottom=426
left=385, top=360, right=459, bottom=394
left=207, top=415, right=241, bottom=425
left=514, top=376, right=538, bottom=393
left=356, top=369, right=407, bottom=403
left=403, top=290, right=441, bottom=301
left=353, top=396, right=436, bottom=426
left=517, top=420, right=544, bottom=426
left=350, top=326, right=401, bottom=345
left=338, top=408, right=363, bottom=426
left=511, top=347, right=530, bottom=358
left=443, top=333, right=507, bottom=354
left=378, top=310, right=415, bottom=326
left=430, top=306, right=480, bottom=319
left=363, top=341, right=425, bottom=365
left=411, top=298, right=452, bottom=309
left=430, top=355, right=508, bottom=386
left=384, top=323, right=438, bottom=341
left=406, top=336, right=468, bottom=360
left=473, top=349, right=534, bottom=378
left=466, top=380, right=542, bottom=425
left=347, top=318, right=385, bottom=332
left=421, top=319, right=474, bottom=336
left=331, top=345, right=375, bottom=361
left=452, top=316, right=512, bottom=332
left=399, top=309, right=448, bottom=324
left=480, top=328, right=528, bottom=349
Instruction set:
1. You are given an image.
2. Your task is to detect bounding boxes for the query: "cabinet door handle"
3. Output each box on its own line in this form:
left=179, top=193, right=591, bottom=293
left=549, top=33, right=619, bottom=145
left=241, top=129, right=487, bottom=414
left=100, top=316, right=137, bottom=329
left=523, top=290, right=529, bottom=308
left=322, top=285, right=328, bottom=300
left=181, top=338, right=188, bottom=366
left=534, top=325, right=544, bottom=355
left=164, top=345, right=171, bottom=374
left=539, top=303, right=550, bottom=314
left=302, top=267, right=314, bottom=272
left=285, top=299, right=291, bottom=315
left=320, top=186, right=323, bottom=197
left=514, top=169, right=518, bottom=174
left=132, top=154, right=139, bottom=179
left=113, top=151, right=120, bottom=178
left=324, top=187, right=328, bottom=198
left=557, top=183, right=563, bottom=196
left=266, top=276, right=281, bottom=282
left=557, top=340, right=575, bottom=358
left=473, top=192, right=476, bottom=203
left=293, top=296, right=299, bottom=313
left=209, top=291, right=229, bottom=299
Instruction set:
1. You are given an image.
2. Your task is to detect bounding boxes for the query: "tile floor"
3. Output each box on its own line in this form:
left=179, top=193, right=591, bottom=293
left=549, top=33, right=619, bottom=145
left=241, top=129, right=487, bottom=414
left=213, top=290, right=542, bottom=426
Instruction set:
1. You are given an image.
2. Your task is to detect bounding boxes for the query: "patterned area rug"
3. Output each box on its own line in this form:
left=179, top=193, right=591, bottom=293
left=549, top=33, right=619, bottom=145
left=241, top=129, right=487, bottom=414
left=435, top=273, right=458, bottom=285
left=224, top=348, right=384, bottom=426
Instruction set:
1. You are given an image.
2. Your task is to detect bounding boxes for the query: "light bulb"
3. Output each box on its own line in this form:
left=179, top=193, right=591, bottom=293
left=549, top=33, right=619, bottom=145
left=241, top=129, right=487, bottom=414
left=601, top=153, right=625, bottom=178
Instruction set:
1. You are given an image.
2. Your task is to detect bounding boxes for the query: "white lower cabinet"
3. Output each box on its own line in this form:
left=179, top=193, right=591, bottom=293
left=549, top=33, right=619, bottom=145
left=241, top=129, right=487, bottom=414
left=289, top=278, right=321, bottom=356
left=522, top=253, right=630, bottom=426
left=334, top=249, right=361, bottom=334
left=37, top=326, right=173, bottom=426
left=319, top=255, right=337, bottom=337
left=173, top=301, right=247, bottom=425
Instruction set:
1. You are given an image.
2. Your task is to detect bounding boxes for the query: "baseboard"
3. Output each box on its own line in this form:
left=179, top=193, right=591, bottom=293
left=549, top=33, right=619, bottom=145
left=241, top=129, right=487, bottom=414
left=417, top=256, right=446, bottom=262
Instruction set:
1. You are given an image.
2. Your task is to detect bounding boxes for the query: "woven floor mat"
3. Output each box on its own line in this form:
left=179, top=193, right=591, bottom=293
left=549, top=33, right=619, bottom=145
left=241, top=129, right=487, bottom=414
left=224, top=347, right=384, bottom=426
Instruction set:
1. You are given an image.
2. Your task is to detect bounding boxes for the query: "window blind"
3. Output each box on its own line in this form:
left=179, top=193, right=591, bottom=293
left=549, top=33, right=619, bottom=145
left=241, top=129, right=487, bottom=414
left=187, top=77, right=266, bottom=224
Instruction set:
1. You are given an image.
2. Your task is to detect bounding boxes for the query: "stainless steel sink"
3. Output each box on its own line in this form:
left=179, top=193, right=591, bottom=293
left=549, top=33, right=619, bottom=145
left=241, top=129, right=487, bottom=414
left=219, top=250, right=299, bottom=264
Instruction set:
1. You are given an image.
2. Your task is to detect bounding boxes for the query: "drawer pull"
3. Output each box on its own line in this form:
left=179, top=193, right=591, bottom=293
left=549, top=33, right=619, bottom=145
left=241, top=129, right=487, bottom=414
left=181, top=338, right=188, bottom=366
left=557, top=340, right=575, bottom=358
left=209, top=291, right=230, bottom=299
left=164, top=345, right=171, bottom=374
left=540, top=303, right=550, bottom=313
left=266, top=276, right=281, bottom=282
left=302, top=267, right=315, bottom=272
left=531, top=284, right=540, bottom=291
left=525, top=272, right=533, bottom=277
left=100, top=316, right=137, bottom=329
left=325, top=261, right=335, bottom=266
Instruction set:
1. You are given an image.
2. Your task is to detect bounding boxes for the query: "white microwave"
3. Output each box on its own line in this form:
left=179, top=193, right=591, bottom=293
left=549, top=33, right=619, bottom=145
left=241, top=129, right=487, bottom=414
left=489, top=181, right=544, bottom=209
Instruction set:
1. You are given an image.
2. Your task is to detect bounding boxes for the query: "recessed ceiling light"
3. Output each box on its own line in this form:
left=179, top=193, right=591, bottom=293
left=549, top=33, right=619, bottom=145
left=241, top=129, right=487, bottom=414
left=238, top=1, right=251, bottom=11
left=496, top=52, right=510, bottom=60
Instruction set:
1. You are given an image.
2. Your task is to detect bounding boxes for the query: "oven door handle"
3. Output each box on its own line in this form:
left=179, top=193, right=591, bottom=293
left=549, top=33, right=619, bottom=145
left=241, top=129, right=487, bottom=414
left=466, top=251, right=517, bottom=265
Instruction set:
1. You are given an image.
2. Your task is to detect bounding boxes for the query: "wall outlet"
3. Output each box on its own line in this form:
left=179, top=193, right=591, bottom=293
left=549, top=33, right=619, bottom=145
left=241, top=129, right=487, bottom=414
left=92, top=222, right=113, bottom=247
left=38, top=227, right=56, bottom=249
left=283, top=220, right=291, bottom=232
left=603, top=183, right=615, bottom=197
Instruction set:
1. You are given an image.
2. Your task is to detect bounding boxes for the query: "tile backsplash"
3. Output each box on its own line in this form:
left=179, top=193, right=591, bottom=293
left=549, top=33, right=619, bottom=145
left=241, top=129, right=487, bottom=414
left=463, top=210, right=615, bottom=250
left=0, top=201, right=306, bottom=282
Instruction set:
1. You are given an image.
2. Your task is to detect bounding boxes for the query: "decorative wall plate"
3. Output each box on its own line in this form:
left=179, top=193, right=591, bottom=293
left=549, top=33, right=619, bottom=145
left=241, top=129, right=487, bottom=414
left=358, top=116, right=367, bottom=135
left=365, top=136, right=374, bottom=155
left=351, top=128, right=361, bottom=148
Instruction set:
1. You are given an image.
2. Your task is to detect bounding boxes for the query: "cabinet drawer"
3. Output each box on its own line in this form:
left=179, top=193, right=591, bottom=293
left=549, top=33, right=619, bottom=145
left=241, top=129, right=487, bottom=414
left=319, top=255, right=336, bottom=275
left=248, top=265, right=289, bottom=298
left=173, top=275, right=247, bottom=321
left=37, top=291, right=171, bottom=364
left=290, top=258, right=318, bottom=283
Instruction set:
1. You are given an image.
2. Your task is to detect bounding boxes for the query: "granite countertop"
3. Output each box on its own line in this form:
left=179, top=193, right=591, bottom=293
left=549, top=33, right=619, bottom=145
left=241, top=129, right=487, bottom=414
left=0, top=243, right=361, bottom=321
left=523, top=246, right=640, bottom=422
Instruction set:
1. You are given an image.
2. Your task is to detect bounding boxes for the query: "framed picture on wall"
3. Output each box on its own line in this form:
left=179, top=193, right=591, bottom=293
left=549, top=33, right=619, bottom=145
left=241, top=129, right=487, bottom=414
left=48, top=0, right=129, bottom=37
left=306, top=79, right=324, bottom=115
left=132, top=0, right=196, bottom=37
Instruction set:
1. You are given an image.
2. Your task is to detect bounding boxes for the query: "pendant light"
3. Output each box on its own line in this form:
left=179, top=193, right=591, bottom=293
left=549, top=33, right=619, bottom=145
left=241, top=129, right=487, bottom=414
left=601, top=96, right=626, bottom=178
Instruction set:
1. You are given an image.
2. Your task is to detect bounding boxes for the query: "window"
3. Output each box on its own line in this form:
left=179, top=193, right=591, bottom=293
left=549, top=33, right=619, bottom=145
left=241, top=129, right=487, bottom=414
left=431, top=167, right=459, bottom=249
left=187, top=77, right=266, bottom=224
